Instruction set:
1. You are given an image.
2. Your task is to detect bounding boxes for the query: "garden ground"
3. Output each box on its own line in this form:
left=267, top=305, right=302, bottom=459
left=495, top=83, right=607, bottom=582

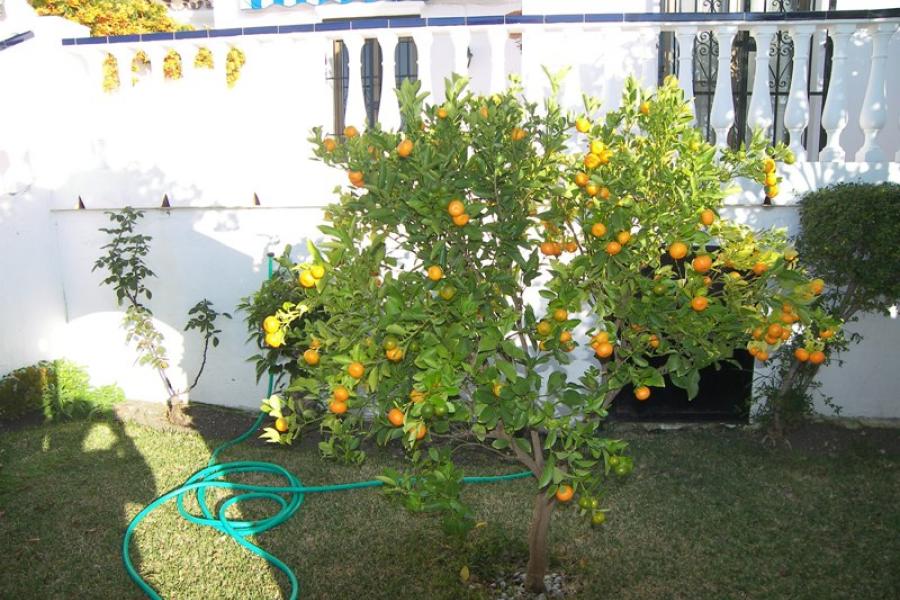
left=0, top=405, right=897, bottom=599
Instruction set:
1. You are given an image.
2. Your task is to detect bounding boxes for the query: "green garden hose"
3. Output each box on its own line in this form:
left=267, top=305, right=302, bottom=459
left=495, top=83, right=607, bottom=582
left=121, top=410, right=532, bottom=599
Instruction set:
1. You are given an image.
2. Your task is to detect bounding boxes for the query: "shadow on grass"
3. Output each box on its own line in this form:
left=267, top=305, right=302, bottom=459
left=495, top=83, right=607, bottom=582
left=0, top=418, right=156, bottom=599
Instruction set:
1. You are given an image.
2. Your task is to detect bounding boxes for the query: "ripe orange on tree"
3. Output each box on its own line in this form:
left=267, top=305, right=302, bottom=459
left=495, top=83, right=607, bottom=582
left=767, top=323, right=783, bottom=339
left=343, top=125, right=359, bottom=138
left=452, top=213, right=470, bottom=227
left=263, top=316, right=280, bottom=334
left=409, top=389, right=425, bottom=403
left=763, top=157, right=776, bottom=173
left=387, top=408, right=405, bottom=427
left=648, top=334, right=660, bottom=349
left=586, top=183, right=599, bottom=197
left=639, top=101, right=650, bottom=116
left=605, top=241, right=622, bottom=256
left=692, top=255, right=713, bottom=274
left=386, top=347, right=404, bottom=362
left=584, top=153, right=601, bottom=170
left=537, top=321, right=552, bottom=336
left=598, top=186, right=611, bottom=200
left=275, top=417, right=290, bottom=433
left=333, top=386, right=350, bottom=403
left=575, top=117, right=591, bottom=133
left=303, top=349, right=320, bottom=366
left=299, top=270, right=317, bottom=288
left=564, top=240, right=578, bottom=253
left=590, top=222, right=607, bottom=237
left=555, top=484, right=574, bottom=503
left=574, top=172, right=589, bottom=187
left=559, top=330, right=572, bottom=343
left=348, top=362, right=365, bottom=379
left=594, top=341, right=613, bottom=358
left=634, top=385, right=651, bottom=401
left=819, top=329, right=834, bottom=339
left=447, top=199, right=466, bottom=217
left=669, top=241, right=688, bottom=260
left=794, top=348, right=810, bottom=362
left=415, top=423, right=427, bottom=440
left=323, top=138, right=337, bottom=152
left=329, top=401, right=348, bottom=415
left=616, top=230, right=631, bottom=245
left=348, top=170, right=364, bottom=187
left=691, top=296, right=709, bottom=312
left=809, top=350, right=826, bottom=365
left=311, top=264, right=326, bottom=279
left=397, top=139, right=414, bottom=158
left=756, top=350, right=769, bottom=362
left=427, top=265, right=444, bottom=281
left=437, top=106, right=449, bottom=119
left=511, top=127, right=526, bottom=141
left=810, top=278, right=825, bottom=295
left=553, top=308, right=568, bottom=323
left=265, top=330, right=285, bottom=348
left=700, top=209, right=715, bottom=226
left=752, top=262, right=768, bottom=276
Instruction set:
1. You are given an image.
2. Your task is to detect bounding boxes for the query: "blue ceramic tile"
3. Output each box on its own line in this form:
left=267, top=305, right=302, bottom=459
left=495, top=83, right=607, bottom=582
left=545, top=14, right=583, bottom=24
left=77, top=36, right=109, bottom=45
left=279, top=24, right=315, bottom=34
left=316, top=21, right=352, bottom=32
left=351, top=18, right=389, bottom=29
left=505, top=15, right=542, bottom=25
left=141, top=32, right=175, bottom=41
left=61, top=38, right=76, bottom=46
left=108, top=34, right=140, bottom=43
left=389, top=17, right=426, bottom=28
left=243, top=26, right=279, bottom=35
left=428, top=17, right=466, bottom=27
left=585, top=14, right=623, bottom=23
left=208, top=28, right=241, bottom=38
left=467, top=16, right=504, bottom=26
left=174, top=30, right=209, bottom=39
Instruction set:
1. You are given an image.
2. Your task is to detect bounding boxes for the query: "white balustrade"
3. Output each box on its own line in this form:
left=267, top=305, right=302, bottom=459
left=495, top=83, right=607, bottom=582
left=856, top=23, right=896, bottom=163
left=343, top=34, right=367, bottom=130
left=783, top=25, right=814, bottom=161
left=376, top=32, right=401, bottom=130
left=746, top=26, right=776, bottom=142
left=819, top=24, right=855, bottom=162
left=108, top=46, right=134, bottom=92
left=449, top=29, right=470, bottom=78
left=710, top=26, right=737, bottom=150
left=411, top=30, right=433, bottom=99
left=674, top=27, right=697, bottom=121
left=487, top=27, right=507, bottom=93
left=145, top=45, right=169, bottom=85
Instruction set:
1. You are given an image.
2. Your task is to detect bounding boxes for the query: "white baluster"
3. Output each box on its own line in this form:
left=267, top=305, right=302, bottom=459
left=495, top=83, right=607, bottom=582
left=208, top=41, right=230, bottom=88
left=783, top=25, right=814, bottom=161
left=675, top=27, right=697, bottom=120
left=487, top=27, right=508, bottom=93
left=856, top=23, right=896, bottom=163
left=819, top=24, right=855, bottom=162
left=411, top=30, right=433, bottom=100
left=449, top=29, right=470, bottom=78
left=746, top=26, right=776, bottom=143
left=376, top=31, right=401, bottom=130
left=710, top=26, right=737, bottom=150
left=318, top=36, right=336, bottom=132
left=343, top=34, right=367, bottom=130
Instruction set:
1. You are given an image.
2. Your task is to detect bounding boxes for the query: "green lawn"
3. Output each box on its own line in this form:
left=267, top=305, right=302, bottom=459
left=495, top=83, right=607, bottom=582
left=1, top=418, right=897, bottom=599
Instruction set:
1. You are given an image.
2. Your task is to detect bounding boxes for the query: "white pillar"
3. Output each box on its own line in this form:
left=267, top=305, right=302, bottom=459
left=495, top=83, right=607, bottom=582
left=487, top=27, right=508, bottom=93
left=145, top=44, right=170, bottom=85
left=376, top=31, right=401, bottom=130
left=855, top=23, right=896, bottom=163
left=411, top=30, right=433, bottom=100
left=343, top=34, right=367, bottom=130
left=675, top=27, right=697, bottom=121
left=710, top=26, right=737, bottom=150
left=209, top=41, right=230, bottom=88
left=317, top=36, right=336, bottom=133
left=746, top=26, right=776, bottom=143
left=783, top=25, right=814, bottom=161
left=819, top=24, right=855, bottom=162
left=449, top=29, right=471, bottom=78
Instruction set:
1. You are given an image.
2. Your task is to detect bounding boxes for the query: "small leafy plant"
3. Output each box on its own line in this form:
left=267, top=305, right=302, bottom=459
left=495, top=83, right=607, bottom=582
left=93, top=207, right=230, bottom=424
left=758, top=182, right=900, bottom=434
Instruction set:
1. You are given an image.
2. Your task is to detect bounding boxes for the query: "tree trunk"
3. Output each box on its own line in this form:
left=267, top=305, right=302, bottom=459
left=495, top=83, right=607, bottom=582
left=524, top=491, right=555, bottom=593
left=166, top=392, right=192, bottom=427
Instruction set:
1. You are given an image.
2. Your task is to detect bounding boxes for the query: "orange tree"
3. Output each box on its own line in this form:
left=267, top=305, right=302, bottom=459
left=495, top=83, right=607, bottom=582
left=250, top=75, right=837, bottom=592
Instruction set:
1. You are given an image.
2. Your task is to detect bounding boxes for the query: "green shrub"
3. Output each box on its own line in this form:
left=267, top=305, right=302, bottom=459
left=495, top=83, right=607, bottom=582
left=0, top=360, right=125, bottom=423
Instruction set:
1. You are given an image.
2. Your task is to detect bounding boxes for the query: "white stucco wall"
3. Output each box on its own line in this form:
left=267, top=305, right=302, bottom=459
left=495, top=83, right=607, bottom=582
left=1, top=1, right=898, bottom=417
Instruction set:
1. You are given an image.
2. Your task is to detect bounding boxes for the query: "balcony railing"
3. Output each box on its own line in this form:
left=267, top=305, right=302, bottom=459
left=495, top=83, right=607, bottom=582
left=59, top=8, right=900, bottom=165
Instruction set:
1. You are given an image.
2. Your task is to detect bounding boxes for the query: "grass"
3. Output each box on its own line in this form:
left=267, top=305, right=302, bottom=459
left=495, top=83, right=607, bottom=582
left=1, top=418, right=898, bottom=599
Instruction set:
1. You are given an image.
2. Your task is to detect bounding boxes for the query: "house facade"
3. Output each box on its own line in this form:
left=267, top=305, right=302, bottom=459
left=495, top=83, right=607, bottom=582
left=1, top=0, right=898, bottom=419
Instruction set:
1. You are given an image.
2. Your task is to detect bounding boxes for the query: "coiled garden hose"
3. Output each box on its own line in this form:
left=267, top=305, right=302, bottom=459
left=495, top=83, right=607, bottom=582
left=121, top=410, right=533, bottom=599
